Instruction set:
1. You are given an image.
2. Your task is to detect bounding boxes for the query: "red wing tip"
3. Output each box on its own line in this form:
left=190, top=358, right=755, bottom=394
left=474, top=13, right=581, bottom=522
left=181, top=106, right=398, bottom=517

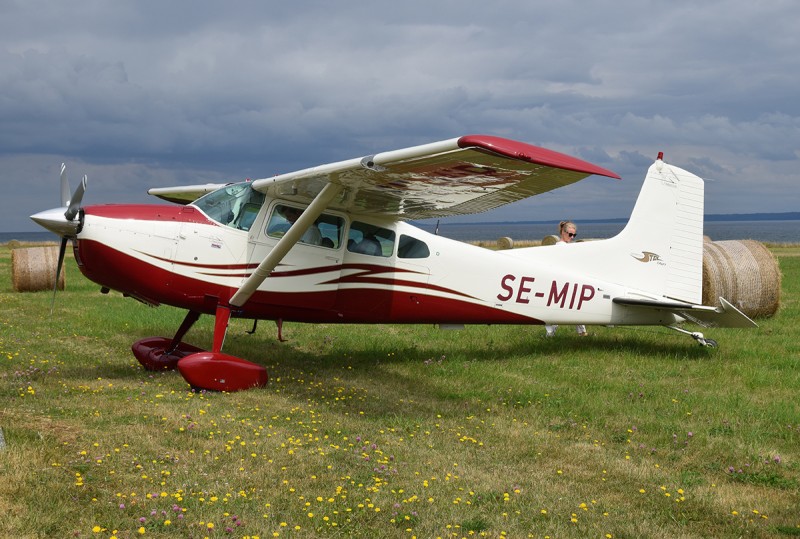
left=457, top=134, right=620, bottom=179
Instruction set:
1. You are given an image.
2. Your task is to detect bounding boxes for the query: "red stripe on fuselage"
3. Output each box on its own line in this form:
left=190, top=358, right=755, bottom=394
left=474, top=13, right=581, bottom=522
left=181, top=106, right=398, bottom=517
left=142, top=250, right=255, bottom=271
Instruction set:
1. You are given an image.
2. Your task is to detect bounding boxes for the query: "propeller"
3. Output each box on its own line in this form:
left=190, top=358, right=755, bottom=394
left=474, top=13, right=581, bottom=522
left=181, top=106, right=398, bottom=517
left=29, top=163, right=88, bottom=311
left=52, top=239, right=68, bottom=312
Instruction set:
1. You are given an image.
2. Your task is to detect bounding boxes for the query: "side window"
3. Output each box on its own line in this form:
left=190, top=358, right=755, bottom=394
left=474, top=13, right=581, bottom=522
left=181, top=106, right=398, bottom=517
left=347, top=221, right=395, bottom=257
left=398, top=234, right=430, bottom=259
left=266, top=204, right=343, bottom=248
left=316, top=213, right=345, bottom=248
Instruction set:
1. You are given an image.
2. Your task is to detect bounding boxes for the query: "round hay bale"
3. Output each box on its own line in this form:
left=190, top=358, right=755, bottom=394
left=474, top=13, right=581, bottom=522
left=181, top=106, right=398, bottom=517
left=702, top=240, right=780, bottom=318
left=497, top=236, right=514, bottom=250
left=11, top=246, right=66, bottom=292
left=541, top=234, right=559, bottom=246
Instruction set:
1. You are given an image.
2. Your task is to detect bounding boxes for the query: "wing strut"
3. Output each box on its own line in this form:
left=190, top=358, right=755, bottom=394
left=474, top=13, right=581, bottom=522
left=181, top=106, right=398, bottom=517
left=228, top=182, right=344, bottom=308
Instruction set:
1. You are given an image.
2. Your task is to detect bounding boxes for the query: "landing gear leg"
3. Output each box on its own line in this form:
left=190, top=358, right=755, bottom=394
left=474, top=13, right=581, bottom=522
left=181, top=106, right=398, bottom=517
left=667, top=325, right=718, bottom=348
left=169, top=311, right=202, bottom=352
left=132, top=310, right=204, bottom=371
left=211, top=304, right=231, bottom=353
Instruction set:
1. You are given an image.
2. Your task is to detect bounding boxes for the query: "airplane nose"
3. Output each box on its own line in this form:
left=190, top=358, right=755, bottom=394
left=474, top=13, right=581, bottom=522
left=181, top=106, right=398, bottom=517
left=30, top=207, right=82, bottom=237
left=32, top=164, right=87, bottom=237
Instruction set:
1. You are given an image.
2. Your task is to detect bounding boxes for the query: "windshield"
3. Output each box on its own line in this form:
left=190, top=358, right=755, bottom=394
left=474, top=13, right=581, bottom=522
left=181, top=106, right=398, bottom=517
left=193, top=183, right=266, bottom=231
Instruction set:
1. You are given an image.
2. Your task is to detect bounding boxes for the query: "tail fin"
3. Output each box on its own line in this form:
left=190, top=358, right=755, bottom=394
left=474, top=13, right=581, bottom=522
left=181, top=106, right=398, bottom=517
left=603, top=157, right=705, bottom=303
left=511, top=156, right=705, bottom=303
left=521, top=157, right=706, bottom=303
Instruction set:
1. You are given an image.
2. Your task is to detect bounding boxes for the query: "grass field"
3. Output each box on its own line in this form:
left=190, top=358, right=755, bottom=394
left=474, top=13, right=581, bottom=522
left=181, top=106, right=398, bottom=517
left=1, top=241, right=798, bottom=538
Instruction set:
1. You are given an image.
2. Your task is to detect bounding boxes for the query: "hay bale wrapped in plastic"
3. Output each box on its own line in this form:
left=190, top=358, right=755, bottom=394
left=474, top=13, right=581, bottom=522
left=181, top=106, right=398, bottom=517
left=702, top=240, right=780, bottom=318
left=11, top=246, right=66, bottom=292
left=497, top=236, right=514, bottom=250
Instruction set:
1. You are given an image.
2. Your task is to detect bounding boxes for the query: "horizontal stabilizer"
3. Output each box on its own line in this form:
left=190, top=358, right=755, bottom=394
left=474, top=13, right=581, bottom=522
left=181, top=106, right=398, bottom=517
left=613, top=296, right=757, bottom=328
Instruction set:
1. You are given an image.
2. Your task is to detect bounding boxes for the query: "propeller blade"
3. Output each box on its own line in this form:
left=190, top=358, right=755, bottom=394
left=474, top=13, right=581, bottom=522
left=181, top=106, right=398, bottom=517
left=64, top=174, right=87, bottom=221
left=51, top=237, right=68, bottom=313
left=60, top=163, right=70, bottom=207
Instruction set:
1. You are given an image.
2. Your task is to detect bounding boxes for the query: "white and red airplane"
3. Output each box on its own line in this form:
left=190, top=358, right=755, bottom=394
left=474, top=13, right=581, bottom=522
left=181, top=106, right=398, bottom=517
left=31, top=135, right=755, bottom=391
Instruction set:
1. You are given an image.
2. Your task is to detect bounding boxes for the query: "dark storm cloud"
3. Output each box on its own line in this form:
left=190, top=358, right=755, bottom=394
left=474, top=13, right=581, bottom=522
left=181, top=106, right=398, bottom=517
left=2, top=0, right=798, bottom=231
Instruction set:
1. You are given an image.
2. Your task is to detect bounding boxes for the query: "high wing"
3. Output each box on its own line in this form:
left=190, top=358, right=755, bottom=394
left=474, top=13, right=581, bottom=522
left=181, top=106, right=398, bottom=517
left=148, top=183, right=228, bottom=204
left=613, top=297, right=758, bottom=328
left=249, top=135, right=620, bottom=220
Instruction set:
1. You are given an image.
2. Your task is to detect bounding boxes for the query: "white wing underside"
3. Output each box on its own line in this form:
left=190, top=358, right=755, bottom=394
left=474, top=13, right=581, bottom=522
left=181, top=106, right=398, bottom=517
left=149, top=135, right=619, bottom=219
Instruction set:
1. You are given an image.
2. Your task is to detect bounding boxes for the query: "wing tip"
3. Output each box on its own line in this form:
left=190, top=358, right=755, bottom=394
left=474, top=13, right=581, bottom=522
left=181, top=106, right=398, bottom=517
left=457, top=134, right=621, bottom=179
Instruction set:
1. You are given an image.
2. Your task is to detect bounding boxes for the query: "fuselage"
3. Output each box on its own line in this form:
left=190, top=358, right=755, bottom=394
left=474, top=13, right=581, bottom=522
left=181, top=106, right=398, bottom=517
left=71, top=187, right=666, bottom=327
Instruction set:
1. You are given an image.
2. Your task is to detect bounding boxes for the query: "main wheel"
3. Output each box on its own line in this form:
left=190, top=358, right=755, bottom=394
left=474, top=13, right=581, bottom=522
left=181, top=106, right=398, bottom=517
left=178, top=352, right=268, bottom=392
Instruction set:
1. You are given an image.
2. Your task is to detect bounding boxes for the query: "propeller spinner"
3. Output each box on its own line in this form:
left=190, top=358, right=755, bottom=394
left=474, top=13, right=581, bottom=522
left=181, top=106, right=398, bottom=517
left=30, top=163, right=87, bottom=237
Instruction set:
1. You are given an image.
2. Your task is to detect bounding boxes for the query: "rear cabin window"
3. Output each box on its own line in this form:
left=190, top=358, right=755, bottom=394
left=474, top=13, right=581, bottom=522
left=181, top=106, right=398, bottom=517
left=266, top=204, right=344, bottom=248
left=398, top=234, right=430, bottom=259
left=347, top=222, right=395, bottom=257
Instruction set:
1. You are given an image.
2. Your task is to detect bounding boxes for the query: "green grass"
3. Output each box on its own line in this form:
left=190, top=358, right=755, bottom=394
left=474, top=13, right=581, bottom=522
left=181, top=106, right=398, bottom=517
left=1, top=241, right=799, bottom=538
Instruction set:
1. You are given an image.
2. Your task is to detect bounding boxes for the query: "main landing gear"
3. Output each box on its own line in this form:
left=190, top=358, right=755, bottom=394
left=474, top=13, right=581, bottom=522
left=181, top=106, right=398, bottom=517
left=132, top=307, right=268, bottom=391
left=667, top=325, right=718, bottom=348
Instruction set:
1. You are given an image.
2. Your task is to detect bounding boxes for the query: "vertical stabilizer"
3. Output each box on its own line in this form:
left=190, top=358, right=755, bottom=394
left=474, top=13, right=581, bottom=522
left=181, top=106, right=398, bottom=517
left=500, top=156, right=707, bottom=305
left=611, top=158, right=705, bottom=303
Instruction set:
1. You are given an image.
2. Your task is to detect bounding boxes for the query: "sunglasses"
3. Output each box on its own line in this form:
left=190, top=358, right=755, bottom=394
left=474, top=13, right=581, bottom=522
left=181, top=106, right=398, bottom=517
left=567, top=232, right=577, bottom=238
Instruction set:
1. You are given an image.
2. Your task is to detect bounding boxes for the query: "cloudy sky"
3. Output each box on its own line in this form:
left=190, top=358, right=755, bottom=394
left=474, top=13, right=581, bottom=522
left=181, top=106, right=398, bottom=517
left=2, top=0, right=798, bottom=233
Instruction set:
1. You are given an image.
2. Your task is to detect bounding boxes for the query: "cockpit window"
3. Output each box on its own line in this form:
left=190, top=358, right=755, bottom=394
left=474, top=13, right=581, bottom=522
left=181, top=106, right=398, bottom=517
left=194, top=183, right=266, bottom=231
left=347, top=221, right=395, bottom=257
